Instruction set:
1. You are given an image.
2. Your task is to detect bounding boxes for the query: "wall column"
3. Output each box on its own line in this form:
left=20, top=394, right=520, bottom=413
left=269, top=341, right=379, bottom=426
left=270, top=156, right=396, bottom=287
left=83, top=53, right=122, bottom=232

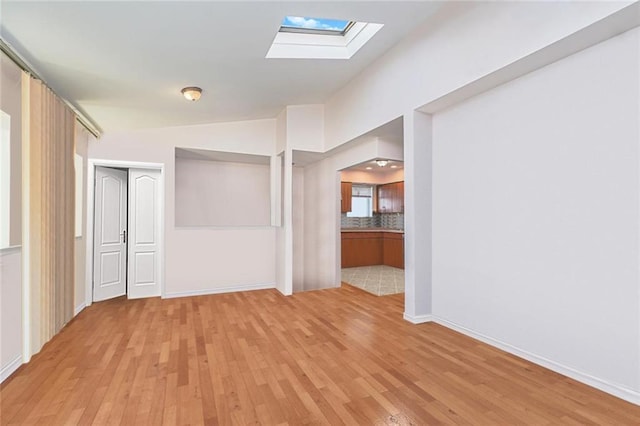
left=403, top=110, right=433, bottom=323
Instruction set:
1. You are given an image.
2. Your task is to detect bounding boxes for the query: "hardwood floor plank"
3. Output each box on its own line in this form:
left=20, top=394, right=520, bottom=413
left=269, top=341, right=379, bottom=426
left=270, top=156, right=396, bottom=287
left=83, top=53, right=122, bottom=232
left=2, top=287, right=640, bottom=425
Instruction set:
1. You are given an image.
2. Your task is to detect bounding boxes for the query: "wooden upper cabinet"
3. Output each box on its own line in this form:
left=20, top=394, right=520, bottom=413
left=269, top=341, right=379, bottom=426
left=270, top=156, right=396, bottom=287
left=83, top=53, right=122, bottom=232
left=341, top=182, right=352, bottom=213
left=377, top=181, right=404, bottom=213
left=377, top=184, right=392, bottom=213
left=393, top=181, right=404, bottom=213
left=376, top=185, right=385, bottom=212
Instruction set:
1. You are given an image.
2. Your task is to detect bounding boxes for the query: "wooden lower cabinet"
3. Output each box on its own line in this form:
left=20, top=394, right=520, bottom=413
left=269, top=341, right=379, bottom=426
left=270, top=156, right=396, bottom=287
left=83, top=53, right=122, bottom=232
left=341, top=231, right=404, bottom=269
left=383, top=233, right=404, bottom=269
left=341, top=232, right=382, bottom=268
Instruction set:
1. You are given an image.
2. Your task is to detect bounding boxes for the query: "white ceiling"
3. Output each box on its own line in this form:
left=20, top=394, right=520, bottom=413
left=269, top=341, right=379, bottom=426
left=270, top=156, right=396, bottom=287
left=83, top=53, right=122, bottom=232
left=344, top=159, right=404, bottom=174
left=0, top=1, right=445, bottom=132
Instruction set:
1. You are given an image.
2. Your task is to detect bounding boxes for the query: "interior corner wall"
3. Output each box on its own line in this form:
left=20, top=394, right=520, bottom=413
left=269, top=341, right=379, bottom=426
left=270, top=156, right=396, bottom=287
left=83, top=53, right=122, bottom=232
left=324, top=1, right=631, bottom=149
left=432, top=28, right=640, bottom=400
left=88, top=119, right=277, bottom=298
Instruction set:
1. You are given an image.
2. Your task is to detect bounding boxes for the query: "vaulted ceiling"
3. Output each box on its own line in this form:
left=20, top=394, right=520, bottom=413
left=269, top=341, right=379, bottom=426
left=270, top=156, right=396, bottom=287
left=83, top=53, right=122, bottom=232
left=0, top=1, right=447, bottom=132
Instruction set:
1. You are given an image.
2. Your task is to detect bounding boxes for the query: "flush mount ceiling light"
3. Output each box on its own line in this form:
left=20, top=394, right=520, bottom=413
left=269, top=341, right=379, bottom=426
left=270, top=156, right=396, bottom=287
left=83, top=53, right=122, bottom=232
left=181, top=87, right=202, bottom=101
left=376, top=160, right=389, bottom=167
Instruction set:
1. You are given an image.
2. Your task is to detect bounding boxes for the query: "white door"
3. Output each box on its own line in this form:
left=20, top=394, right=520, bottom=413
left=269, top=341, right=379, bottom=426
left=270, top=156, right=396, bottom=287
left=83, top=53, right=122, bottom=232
left=93, top=167, right=127, bottom=301
left=128, top=168, right=161, bottom=299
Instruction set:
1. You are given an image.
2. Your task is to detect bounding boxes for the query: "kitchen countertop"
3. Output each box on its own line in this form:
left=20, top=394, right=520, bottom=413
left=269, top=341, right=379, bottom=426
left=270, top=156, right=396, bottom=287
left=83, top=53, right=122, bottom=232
left=341, top=228, right=404, bottom=234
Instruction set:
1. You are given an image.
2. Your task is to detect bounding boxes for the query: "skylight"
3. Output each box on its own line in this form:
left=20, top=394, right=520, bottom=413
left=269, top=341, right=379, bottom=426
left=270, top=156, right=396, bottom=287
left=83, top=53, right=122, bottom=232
left=280, top=16, right=353, bottom=35
left=266, top=16, right=384, bottom=60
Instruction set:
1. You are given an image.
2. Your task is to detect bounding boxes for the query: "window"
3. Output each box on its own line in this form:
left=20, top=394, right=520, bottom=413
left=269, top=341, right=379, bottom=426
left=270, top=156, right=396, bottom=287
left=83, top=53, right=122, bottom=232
left=280, top=16, right=354, bottom=36
left=266, top=16, right=383, bottom=60
left=347, top=184, right=373, bottom=218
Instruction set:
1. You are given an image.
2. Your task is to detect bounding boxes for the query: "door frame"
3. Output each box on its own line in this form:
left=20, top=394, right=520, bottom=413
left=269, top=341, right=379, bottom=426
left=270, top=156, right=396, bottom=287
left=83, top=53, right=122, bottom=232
left=85, top=159, right=165, bottom=307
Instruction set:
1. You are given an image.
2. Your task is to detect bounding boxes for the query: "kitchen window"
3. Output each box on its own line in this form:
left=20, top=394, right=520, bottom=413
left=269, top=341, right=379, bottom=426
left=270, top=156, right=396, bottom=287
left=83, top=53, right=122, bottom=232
left=347, top=184, right=373, bottom=218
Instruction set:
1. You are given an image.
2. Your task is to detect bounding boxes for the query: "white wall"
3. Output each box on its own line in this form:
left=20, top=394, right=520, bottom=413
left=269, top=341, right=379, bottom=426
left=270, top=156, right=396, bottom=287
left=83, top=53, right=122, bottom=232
left=175, top=158, right=270, bottom=227
left=286, top=105, right=324, bottom=152
left=324, top=1, right=631, bottom=149
left=89, top=119, right=277, bottom=298
left=432, top=28, right=640, bottom=400
left=0, top=248, right=22, bottom=382
left=302, top=158, right=338, bottom=291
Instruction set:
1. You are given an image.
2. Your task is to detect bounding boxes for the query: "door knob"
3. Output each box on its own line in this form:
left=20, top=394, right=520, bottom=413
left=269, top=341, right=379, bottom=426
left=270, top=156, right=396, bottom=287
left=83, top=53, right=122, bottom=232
left=121, top=230, right=127, bottom=244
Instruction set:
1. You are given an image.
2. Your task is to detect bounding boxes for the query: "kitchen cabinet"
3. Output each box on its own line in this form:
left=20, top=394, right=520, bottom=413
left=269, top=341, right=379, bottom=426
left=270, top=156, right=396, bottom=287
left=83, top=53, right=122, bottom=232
left=341, top=232, right=382, bottom=267
left=383, top=233, right=404, bottom=269
left=341, top=231, right=404, bottom=269
left=392, top=181, right=404, bottom=213
left=377, top=184, right=391, bottom=212
left=341, top=182, right=352, bottom=213
left=377, top=181, right=404, bottom=213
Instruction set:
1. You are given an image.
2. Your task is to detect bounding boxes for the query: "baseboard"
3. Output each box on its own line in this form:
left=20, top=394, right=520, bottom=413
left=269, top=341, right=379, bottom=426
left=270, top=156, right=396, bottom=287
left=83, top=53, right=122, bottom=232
left=74, top=302, right=86, bottom=317
left=163, top=282, right=276, bottom=299
left=0, top=355, right=23, bottom=384
left=432, top=315, right=640, bottom=406
left=403, top=313, right=433, bottom=324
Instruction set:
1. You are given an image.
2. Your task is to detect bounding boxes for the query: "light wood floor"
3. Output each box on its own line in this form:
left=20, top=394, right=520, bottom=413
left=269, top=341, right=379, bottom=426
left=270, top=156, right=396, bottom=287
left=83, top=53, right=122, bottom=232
left=2, top=284, right=640, bottom=425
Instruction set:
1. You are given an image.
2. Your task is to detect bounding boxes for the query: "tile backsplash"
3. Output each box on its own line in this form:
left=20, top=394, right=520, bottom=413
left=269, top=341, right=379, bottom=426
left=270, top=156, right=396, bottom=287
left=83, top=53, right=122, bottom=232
left=341, top=213, right=404, bottom=230
left=380, top=213, right=404, bottom=230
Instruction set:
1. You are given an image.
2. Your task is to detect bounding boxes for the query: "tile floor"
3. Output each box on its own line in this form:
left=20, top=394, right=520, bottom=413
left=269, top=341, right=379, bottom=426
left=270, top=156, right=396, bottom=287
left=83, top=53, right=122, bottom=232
left=341, top=265, right=405, bottom=296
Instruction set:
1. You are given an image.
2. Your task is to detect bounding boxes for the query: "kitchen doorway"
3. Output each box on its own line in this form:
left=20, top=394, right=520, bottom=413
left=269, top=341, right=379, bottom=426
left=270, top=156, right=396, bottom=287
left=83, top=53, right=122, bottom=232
left=340, top=159, right=405, bottom=296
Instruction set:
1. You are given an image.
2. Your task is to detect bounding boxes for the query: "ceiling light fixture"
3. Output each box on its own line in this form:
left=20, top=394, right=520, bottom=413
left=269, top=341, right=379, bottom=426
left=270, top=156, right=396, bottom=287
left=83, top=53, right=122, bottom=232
left=390, top=165, right=398, bottom=169
left=365, top=166, right=373, bottom=170
left=376, top=160, right=388, bottom=167
left=181, top=86, right=202, bottom=101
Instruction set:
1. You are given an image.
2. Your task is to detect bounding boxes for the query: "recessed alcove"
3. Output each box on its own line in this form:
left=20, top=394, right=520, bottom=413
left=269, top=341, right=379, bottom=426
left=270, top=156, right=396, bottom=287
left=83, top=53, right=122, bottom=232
left=174, top=148, right=271, bottom=227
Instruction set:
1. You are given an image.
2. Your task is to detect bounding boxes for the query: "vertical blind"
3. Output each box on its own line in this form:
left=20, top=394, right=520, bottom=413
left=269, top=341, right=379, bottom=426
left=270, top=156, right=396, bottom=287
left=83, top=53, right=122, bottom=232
left=23, top=72, right=75, bottom=354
